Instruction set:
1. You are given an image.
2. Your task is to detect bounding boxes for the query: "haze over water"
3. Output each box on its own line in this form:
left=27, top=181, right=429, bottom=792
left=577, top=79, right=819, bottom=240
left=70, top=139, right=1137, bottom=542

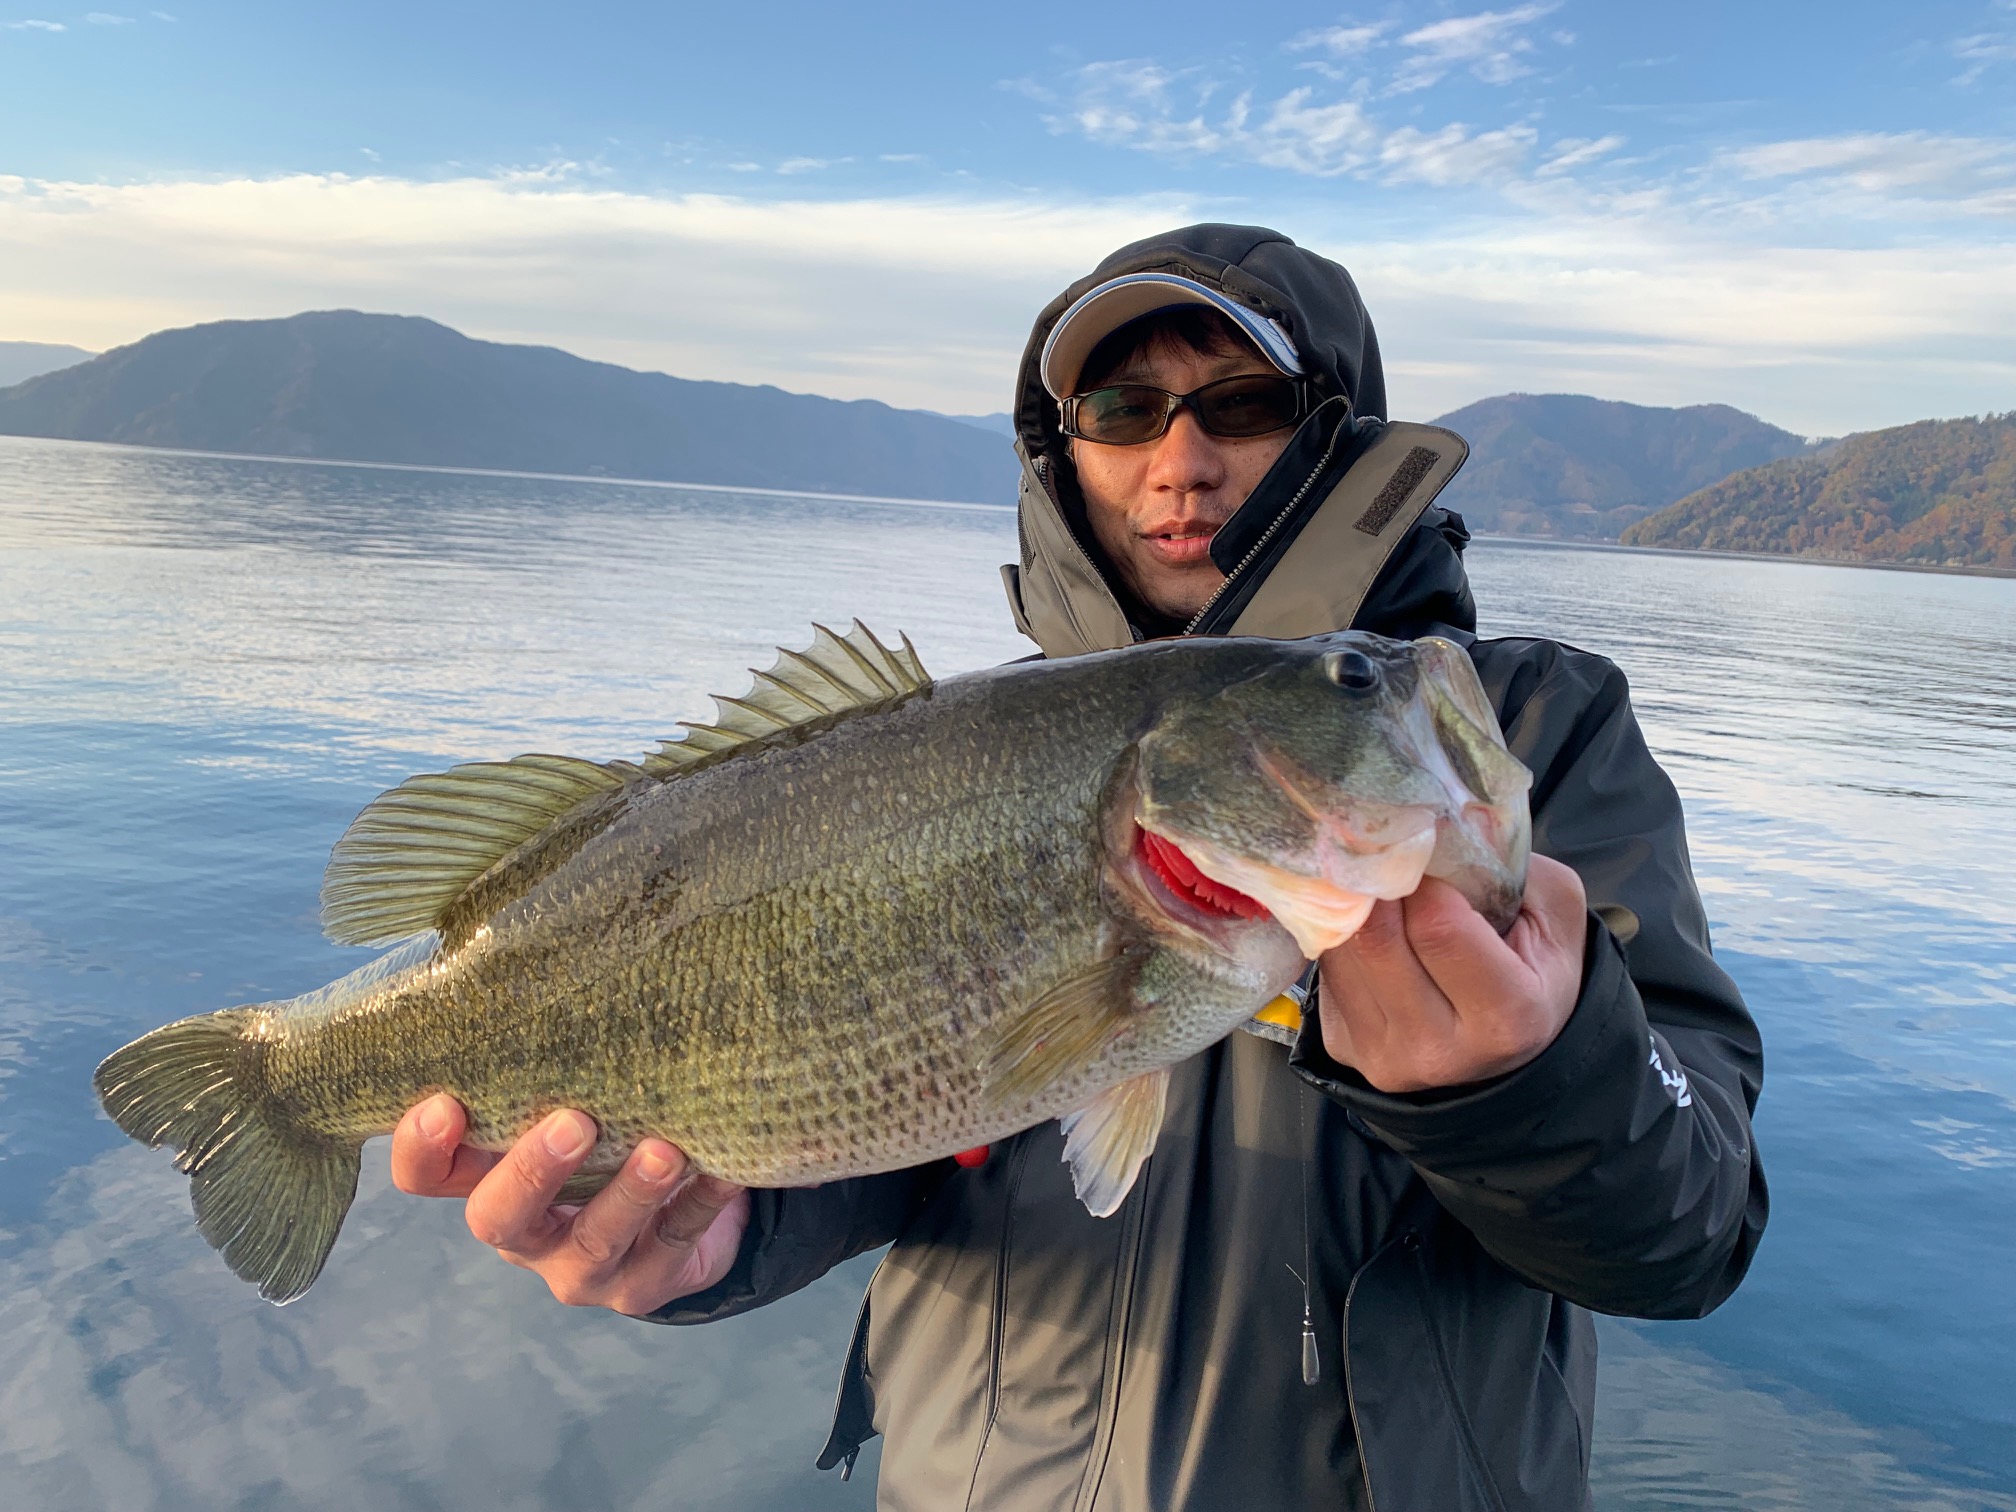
left=1, top=435, right=2012, bottom=1511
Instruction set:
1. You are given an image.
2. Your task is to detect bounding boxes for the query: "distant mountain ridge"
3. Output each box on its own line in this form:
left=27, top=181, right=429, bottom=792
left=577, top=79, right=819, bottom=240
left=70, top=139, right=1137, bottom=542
left=0, top=312, right=1016, bottom=504
left=0, top=340, right=94, bottom=388
left=1428, top=392, right=1817, bottom=540
left=1624, top=413, right=2016, bottom=571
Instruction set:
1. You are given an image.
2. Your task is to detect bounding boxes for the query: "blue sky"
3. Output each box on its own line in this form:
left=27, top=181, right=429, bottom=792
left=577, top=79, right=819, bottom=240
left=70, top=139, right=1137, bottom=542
left=3, top=1, right=2013, bottom=432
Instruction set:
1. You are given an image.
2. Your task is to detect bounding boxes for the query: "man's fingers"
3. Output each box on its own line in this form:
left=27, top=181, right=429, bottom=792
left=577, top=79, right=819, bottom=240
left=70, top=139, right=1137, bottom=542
left=1512, top=854, right=1588, bottom=953
left=464, top=1109, right=597, bottom=1255
left=390, top=1094, right=501, bottom=1197
left=1335, top=896, right=1453, bottom=1034
left=657, top=1172, right=746, bottom=1249
left=565, top=1140, right=688, bottom=1269
left=1401, top=876, right=1525, bottom=1010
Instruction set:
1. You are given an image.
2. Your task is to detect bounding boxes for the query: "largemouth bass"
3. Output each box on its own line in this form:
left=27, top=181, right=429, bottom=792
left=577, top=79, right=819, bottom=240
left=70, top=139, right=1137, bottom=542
left=95, top=625, right=1530, bottom=1304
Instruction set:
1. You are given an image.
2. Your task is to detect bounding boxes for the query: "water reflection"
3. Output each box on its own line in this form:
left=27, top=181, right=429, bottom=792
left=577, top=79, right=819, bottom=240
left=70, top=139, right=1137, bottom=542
left=0, top=1145, right=878, bottom=1512
left=3, top=437, right=2014, bottom=1507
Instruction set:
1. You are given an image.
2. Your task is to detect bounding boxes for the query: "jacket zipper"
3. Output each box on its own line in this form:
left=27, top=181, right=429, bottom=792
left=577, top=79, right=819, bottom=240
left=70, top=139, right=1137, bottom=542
left=1069, top=1176, right=1151, bottom=1512
left=1183, top=401, right=1354, bottom=635
left=1406, top=1232, right=1510, bottom=1512
left=962, top=1137, right=1031, bottom=1511
left=1341, top=1235, right=1392, bottom=1512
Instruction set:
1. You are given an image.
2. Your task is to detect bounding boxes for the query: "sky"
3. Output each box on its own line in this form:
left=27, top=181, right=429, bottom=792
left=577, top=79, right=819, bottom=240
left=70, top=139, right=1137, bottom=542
left=1, top=1, right=2013, bottom=434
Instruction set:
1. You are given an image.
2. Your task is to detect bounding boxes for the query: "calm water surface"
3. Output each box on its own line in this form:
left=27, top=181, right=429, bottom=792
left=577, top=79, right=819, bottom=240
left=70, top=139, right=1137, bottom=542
left=2, top=435, right=2012, bottom=1510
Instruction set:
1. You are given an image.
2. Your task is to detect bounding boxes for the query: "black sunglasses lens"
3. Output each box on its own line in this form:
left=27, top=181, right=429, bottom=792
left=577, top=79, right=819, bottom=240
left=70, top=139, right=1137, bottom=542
left=1075, top=386, right=1170, bottom=445
left=1195, top=376, right=1302, bottom=437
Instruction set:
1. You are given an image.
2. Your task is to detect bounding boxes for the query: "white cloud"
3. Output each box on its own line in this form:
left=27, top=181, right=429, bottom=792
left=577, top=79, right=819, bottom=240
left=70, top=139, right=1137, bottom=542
left=0, top=171, right=1191, bottom=415
left=86, top=11, right=134, bottom=22
left=1379, top=122, right=1538, bottom=186
left=1537, top=134, right=1626, bottom=175
left=1392, top=3, right=1560, bottom=92
left=1, top=169, right=2011, bottom=435
left=3, top=17, right=65, bottom=29
left=1718, top=132, right=2016, bottom=216
left=1288, top=21, right=1388, bottom=57
left=1053, top=62, right=1544, bottom=184
left=776, top=156, right=852, bottom=174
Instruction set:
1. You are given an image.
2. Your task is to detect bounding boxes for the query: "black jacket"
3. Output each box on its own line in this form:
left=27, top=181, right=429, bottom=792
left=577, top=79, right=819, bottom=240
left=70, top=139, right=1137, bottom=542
left=652, top=224, right=1767, bottom=1512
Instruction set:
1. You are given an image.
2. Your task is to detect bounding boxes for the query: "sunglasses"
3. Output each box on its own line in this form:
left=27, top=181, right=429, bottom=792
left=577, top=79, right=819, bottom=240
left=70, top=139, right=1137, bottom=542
left=1060, top=373, right=1310, bottom=446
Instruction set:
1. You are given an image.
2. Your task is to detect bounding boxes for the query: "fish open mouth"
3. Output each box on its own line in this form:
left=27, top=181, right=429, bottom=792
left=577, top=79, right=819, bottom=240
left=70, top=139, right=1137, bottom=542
left=1135, top=827, right=1270, bottom=920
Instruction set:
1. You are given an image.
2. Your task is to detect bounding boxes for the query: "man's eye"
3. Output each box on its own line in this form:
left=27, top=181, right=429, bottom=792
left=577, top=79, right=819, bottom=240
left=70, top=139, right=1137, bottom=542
left=1092, top=397, right=1154, bottom=421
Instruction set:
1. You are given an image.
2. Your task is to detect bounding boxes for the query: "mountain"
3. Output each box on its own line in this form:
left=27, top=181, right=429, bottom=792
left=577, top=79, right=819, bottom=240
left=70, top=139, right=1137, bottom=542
left=0, top=341, right=94, bottom=388
left=1429, top=393, right=1817, bottom=540
left=0, top=312, right=1015, bottom=504
left=1623, top=413, right=2016, bottom=571
left=935, top=411, right=1016, bottom=438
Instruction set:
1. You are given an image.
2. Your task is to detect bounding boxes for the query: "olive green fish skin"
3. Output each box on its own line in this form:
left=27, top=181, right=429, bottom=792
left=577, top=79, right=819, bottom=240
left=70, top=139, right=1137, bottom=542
left=98, top=629, right=1530, bottom=1306
left=257, top=642, right=1312, bottom=1190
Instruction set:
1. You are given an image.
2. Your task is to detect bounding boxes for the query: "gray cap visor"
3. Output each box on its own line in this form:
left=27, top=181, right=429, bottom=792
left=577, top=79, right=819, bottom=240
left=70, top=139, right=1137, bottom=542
left=1039, top=272, right=1304, bottom=399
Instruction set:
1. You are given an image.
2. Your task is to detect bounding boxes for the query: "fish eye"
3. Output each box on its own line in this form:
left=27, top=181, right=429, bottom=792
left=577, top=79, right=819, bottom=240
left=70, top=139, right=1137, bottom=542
left=1323, top=649, right=1380, bottom=692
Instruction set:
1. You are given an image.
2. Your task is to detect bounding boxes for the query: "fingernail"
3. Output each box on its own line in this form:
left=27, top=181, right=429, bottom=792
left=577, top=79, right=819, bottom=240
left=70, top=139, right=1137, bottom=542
left=543, top=1110, right=593, bottom=1160
left=636, top=1143, right=677, bottom=1183
left=416, top=1096, right=451, bottom=1140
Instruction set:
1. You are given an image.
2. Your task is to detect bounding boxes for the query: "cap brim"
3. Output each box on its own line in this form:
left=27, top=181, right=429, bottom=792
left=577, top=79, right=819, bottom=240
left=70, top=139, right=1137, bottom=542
left=1040, top=272, right=1303, bottom=399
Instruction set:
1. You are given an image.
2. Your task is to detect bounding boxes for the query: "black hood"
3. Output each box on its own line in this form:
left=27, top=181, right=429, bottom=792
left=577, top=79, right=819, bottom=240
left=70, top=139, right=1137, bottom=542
left=1007, top=224, right=1473, bottom=644
left=1012, top=223, right=1388, bottom=462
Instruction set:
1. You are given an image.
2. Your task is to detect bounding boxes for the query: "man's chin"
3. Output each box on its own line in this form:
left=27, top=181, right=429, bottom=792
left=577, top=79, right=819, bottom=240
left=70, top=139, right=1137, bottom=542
left=1129, top=569, right=1225, bottom=626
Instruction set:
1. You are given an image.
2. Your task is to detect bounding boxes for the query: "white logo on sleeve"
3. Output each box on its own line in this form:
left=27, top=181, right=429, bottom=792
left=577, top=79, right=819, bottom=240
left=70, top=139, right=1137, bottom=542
left=1649, top=1036, right=1693, bottom=1108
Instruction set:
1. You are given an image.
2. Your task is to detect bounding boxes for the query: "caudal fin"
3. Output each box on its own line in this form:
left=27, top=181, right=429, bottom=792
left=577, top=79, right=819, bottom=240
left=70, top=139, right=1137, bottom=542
left=93, top=1009, right=360, bottom=1305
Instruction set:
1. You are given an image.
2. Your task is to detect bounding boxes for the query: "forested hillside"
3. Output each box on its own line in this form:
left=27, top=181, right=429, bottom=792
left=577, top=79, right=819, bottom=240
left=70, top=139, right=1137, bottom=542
left=1430, top=392, right=1814, bottom=539
left=1623, top=413, right=2016, bottom=570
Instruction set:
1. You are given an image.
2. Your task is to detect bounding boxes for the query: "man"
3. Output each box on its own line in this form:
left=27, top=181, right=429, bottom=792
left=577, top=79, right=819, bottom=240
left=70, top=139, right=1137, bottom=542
left=392, top=224, right=1766, bottom=1510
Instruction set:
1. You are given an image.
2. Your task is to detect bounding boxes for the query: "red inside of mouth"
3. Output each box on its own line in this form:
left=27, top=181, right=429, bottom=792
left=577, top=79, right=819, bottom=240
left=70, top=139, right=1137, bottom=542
left=1137, top=828, right=1270, bottom=920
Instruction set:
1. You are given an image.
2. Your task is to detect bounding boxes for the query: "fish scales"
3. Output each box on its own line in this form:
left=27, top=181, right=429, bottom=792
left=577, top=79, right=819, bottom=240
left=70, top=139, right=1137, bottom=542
left=266, top=658, right=1141, bottom=1183
left=94, top=626, right=1533, bottom=1301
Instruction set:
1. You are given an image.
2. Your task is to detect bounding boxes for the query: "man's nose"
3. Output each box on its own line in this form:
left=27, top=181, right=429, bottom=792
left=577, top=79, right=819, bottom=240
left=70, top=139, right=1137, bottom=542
left=1143, top=408, right=1227, bottom=494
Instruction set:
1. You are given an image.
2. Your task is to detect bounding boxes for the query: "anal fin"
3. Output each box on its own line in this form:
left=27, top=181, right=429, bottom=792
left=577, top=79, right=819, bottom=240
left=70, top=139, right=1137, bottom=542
left=1059, top=1068, right=1169, bottom=1218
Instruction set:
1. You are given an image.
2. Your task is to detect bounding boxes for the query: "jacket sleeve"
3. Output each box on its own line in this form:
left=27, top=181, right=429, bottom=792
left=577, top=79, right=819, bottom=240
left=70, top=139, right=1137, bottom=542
left=641, top=1162, right=952, bottom=1326
left=1290, top=640, right=1767, bottom=1319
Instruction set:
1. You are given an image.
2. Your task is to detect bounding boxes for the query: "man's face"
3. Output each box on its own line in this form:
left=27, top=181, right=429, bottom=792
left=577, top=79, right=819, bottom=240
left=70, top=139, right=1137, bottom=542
left=1072, top=340, right=1295, bottom=623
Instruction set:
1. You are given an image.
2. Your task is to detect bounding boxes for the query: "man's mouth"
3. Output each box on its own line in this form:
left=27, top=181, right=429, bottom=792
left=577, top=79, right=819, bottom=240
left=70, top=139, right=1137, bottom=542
left=1140, top=523, right=1219, bottom=566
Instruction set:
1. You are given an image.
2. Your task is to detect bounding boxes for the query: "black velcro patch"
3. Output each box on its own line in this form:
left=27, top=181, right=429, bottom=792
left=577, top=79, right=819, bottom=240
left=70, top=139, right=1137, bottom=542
left=1355, top=446, right=1439, bottom=536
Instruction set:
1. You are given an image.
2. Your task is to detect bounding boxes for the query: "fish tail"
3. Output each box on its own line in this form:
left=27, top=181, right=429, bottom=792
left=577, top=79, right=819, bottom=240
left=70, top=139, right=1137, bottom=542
left=93, top=1008, right=360, bottom=1305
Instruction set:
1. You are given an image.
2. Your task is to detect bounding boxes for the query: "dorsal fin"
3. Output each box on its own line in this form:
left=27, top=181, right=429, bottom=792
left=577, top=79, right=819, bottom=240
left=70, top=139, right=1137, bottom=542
left=641, top=621, right=931, bottom=778
left=319, top=622, right=928, bottom=948
left=320, top=754, right=635, bottom=946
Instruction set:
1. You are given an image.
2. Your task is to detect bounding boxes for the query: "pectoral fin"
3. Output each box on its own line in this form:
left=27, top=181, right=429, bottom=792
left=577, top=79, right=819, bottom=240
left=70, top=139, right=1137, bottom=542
left=982, top=951, right=1141, bottom=1108
left=1059, top=1068, right=1169, bottom=1218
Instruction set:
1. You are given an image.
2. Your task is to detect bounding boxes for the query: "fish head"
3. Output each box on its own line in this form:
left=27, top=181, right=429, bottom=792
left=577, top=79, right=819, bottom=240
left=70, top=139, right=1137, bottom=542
left=1132, top=632, right=1532, bottom=959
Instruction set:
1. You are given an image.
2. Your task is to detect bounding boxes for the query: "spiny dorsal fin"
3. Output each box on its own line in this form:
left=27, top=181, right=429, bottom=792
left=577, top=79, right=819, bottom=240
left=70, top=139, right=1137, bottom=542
left=641, top=621, right=930, bottom=778
left=321, top=754, right=632, bottom=947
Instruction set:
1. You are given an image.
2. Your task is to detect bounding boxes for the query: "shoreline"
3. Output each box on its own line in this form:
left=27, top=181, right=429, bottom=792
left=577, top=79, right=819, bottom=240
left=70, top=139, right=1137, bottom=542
left=0, top=432, right=1017, bottom=516
left=1471, top=532, right=2016, bottom=582
left=3, top=433, right=2008, bottom=579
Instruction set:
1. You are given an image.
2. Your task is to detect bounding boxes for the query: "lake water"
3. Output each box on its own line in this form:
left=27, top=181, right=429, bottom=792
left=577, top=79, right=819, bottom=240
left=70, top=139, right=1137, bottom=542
left=1, top=434, right=2012, bottom=1511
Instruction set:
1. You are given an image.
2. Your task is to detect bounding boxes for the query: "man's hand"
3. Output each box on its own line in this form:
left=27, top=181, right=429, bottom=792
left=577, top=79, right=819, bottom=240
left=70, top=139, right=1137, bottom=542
left=391, top=1095, right=750, bottom=1317
left=1317, top=854, right=1588, bottom=1094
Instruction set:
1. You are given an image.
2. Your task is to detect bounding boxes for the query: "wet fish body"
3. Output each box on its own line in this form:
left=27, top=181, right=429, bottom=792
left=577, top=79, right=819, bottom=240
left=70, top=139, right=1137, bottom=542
left=95, top=626, right=1530, bottom=1302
